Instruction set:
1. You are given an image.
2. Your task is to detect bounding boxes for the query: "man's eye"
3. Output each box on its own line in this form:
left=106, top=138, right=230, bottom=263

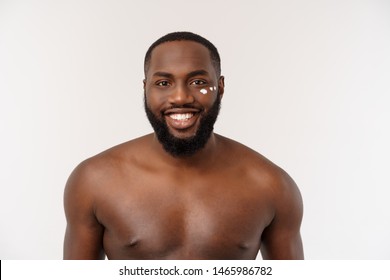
left=191, top=80, right=206, bottom=86
left=156, top=81, right=170, bottom=86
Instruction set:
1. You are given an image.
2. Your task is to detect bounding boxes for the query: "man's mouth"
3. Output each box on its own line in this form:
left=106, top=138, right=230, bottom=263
left=168, top=113, right=194, bottom=121
left=164, top=109, right=200, bottom=131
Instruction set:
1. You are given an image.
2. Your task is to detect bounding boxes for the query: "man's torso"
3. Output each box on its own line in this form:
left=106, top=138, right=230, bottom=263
left=86, top=134, right=279, bottom=259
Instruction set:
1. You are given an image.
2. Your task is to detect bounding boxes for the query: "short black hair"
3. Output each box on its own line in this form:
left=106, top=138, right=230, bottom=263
left=144, top=31, right=221, bottom=78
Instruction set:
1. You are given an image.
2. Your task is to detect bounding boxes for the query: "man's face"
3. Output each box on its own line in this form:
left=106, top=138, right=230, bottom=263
left=144, top=41, right=224, bottom=157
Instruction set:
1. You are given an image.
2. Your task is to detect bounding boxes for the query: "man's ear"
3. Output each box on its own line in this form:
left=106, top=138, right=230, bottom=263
left=218, top=76, right=225, bottom=99
left=143, top=79, right=146, bottom=90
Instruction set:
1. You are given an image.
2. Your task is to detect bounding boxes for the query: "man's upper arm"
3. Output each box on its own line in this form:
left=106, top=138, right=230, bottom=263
left=63, top=162, right=105, bottom=260
left=260, top=169, right=304, bottom=260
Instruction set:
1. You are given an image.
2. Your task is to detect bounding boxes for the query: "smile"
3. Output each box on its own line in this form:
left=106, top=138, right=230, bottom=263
left=169, top=113, right=194, bottom=120
left=164, top=111, right=199, bottom=131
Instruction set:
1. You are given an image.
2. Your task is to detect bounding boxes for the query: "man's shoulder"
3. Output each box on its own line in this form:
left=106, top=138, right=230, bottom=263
left=218, top=135, right=297, bottom=193
left=67, top=134, right=153, bottom=188
left=217, top=134, right=279, bottom=170
left=84, top=133, right=152, bottom=164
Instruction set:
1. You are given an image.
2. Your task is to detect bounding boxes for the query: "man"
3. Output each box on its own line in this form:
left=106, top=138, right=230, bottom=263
left=63, top=32, right=304, bottom=260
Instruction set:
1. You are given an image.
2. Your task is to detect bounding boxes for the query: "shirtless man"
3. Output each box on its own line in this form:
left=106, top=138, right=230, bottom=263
left=63, top=32, right=304, bottom=260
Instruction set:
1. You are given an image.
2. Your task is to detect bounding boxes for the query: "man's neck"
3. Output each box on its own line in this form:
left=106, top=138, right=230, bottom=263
left=151, top=133, right=220, bottom=169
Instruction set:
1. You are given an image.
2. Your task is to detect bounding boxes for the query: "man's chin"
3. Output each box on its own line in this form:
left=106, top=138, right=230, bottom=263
left=167, top=127, right=198, bottom=140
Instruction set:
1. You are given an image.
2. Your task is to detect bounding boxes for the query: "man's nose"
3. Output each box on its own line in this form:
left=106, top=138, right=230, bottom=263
left=168, top=84, right=195, bottom=105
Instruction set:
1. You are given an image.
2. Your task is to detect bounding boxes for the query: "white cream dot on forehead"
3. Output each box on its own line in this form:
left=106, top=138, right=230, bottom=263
left=200, top=89, right=208, bottom=94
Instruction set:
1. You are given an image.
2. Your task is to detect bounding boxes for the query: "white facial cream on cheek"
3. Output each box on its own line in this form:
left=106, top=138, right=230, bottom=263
left=200, top=86, right=217, bottom=95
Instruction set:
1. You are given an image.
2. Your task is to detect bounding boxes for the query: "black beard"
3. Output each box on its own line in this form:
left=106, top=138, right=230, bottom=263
left=144, top=96, right=221, bottom=157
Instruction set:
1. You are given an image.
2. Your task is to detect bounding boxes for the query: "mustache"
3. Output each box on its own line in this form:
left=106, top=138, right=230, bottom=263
left=162, top=104, right=203, bottom=111
left=143, top=94, right=202, bottom=112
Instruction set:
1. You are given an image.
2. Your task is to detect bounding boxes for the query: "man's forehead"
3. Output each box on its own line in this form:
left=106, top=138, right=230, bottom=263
left=148, top=41, right=214, bottom=73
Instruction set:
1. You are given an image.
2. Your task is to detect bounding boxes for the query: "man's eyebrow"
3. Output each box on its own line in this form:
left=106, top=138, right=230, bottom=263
left=187, top=70, right=210, bottom=78
left=152, top=70, right=210, bottom=79
left=152, top=72, right=174, bottom=78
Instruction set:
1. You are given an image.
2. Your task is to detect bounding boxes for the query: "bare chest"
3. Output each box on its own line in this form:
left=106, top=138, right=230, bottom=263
left=95, top=174, right=273, bottom=259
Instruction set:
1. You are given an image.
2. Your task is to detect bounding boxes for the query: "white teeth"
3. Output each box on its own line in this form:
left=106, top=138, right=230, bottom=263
left=169, top=113, right=194, bottom=120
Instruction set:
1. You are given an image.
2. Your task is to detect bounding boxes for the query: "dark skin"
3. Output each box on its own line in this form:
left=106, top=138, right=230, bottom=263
left=63, top=41, right=304, bottom=260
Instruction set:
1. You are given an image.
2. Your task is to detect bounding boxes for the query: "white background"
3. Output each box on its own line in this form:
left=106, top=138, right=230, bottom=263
left=1, top=0, right=389, bottom=259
